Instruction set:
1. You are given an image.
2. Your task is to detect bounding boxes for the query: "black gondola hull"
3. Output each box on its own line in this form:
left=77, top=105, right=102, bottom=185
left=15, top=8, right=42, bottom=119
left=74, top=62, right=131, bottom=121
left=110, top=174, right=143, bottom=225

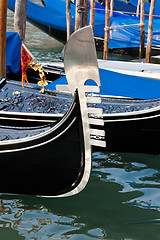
left=0, top=90, right=87, bottom=196
left=104, top=116, right=160, bottom=154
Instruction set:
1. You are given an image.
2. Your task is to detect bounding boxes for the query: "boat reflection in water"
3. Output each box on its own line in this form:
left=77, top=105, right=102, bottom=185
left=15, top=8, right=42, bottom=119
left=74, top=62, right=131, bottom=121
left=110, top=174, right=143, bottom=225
left=0, top=152, right=160, bottom=240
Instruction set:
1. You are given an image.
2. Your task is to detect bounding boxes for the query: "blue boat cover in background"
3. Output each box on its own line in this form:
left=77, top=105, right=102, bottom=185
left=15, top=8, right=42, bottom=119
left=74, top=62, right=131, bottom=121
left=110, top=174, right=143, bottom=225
left=6, top=32, right=21, bottom=74
left=99, top=0, right=160, bottom=16
left=71, top=0, right=137, bottom=14
left=46, top=68, right=160, bottom=100
left=8, top=0, right=160, bottom=49
left=129, top=0, right=160, bottom=16
left=109, top=0, right=136, bottom=13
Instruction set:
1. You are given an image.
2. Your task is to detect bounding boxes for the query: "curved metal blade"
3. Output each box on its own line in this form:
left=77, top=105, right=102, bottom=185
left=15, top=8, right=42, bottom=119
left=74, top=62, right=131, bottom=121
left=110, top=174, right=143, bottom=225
left=64, top=26, right=100, bottom=95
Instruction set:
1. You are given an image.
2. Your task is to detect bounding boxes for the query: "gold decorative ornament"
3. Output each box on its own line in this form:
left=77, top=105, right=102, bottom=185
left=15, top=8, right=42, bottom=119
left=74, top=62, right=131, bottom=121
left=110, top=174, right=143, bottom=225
left=30, top=61, right=48, bottom=93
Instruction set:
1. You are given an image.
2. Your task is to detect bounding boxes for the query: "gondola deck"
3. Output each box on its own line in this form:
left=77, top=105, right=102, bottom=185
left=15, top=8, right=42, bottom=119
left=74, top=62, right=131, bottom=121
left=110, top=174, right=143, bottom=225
left=0, top=78, right=71, bottom=115
left=2, top=78, right=160, bottom=116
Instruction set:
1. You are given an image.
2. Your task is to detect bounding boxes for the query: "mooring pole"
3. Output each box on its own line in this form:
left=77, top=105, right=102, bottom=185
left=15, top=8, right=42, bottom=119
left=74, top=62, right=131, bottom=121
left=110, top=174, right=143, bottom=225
left=110, top=0, right=114, bottom=17
left=146, top=0, right=155, bottom=63
left=14, top=0, right=27, bottom=42
left=90, top=0, right=95, bottom=31
left=66, top=0, right=72, bottom=40
left=82, top=0, right=89, bottom=27
left=136, top=0, right=141, bottom=16
left=139, top=0, right=145, bottom=58
left=75, top=0, right=83, bottom=31
left=0, top=0, right=8, bottom=78
left=103, top=0, right=110, bottom=60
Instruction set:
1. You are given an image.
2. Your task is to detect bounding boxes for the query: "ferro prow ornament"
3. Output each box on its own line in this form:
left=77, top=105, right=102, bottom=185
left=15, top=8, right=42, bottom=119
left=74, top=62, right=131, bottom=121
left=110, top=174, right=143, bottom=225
left=59, top=25, right=106, bottom=158
left=56, top=25, right=106, bottom=196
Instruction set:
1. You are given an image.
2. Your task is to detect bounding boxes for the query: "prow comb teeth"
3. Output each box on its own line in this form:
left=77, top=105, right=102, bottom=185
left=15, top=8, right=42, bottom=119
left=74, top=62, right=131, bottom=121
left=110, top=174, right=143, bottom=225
left=85, top=85, right=106, bottom=148
left=64, top=26, right=106, bottom=149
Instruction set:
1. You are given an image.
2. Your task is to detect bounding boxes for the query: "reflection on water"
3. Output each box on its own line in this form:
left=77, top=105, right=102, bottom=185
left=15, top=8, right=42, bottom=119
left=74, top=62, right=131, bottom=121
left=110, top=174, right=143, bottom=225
left=93, top=152, right=160, bottom=211
left=0, top=152, right=160, bottom=240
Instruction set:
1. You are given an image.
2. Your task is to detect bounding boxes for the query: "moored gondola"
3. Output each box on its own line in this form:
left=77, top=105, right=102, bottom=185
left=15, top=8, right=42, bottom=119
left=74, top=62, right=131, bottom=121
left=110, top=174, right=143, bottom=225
left=0, top=26, right=106, bottom=197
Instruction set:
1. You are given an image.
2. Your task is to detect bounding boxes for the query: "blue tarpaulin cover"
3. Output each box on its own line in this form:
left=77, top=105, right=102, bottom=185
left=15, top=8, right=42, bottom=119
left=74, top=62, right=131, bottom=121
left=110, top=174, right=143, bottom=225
left=8, top=0, right=160, bottom=49
left=99, top=0, right=160, bottom=16
left=6, top=32, right=21, bottom=74
left=46, top=68, right=160, bottom=100
left=129, top=0, right=160, bottom=16
left=71, top=0, right=137, bottom=13
left=108, top=0, right=136, bottom=13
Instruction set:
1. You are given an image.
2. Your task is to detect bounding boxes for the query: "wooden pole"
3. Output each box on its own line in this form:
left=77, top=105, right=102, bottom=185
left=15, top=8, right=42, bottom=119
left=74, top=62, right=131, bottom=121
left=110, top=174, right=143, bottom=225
left=136, top=0, right=141, bottom=17
left=110, top=0, right=114, bottom=17
left=139, top=0, right=145, bottom=58
left=0, top=0, right=8, bottom=78
left=90, top=0, right=95, bottom=31
left=146, top=0, right=155, bottom=63
left=82, top=0, right=89, bottom=27
left=103, top=0, right=110, bottom=60
left=14, top=0, right=27, bottom=42
left=66, top=0, right=72, bottom=40
left=75, top=0, right=83, bottom=31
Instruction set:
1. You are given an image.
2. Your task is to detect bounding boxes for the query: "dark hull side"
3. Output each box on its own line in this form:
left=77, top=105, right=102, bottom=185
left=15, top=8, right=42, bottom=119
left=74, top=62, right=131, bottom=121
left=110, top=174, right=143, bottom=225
left=104, top=115, right=160, bottom=154
left=91, top=97, right=160, bottom=154
left=0, top=91, right=86, bottom=197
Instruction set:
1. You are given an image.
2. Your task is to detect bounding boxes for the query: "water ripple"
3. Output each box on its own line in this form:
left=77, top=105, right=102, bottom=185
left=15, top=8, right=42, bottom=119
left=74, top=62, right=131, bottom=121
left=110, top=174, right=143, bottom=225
left=92, top=152, right=160, bottom=211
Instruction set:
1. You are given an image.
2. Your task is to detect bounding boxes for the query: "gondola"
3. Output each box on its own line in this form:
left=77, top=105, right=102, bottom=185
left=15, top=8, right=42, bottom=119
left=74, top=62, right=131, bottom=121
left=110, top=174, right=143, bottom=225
left=0, top=26, right=106, bottom=197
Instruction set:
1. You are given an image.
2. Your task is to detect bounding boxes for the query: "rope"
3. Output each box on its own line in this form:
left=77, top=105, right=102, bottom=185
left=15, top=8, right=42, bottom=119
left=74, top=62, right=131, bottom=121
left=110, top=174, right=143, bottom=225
left=89, top=7, right=160, bottom=17
left=104, top=23, right=145, bottom=31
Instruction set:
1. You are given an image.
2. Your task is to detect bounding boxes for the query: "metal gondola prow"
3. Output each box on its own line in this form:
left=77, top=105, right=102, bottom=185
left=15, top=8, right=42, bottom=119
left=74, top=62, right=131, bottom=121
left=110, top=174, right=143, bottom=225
left=64, top=26, right=101, bottom=94
left=63, top=26, right=106, bottom=150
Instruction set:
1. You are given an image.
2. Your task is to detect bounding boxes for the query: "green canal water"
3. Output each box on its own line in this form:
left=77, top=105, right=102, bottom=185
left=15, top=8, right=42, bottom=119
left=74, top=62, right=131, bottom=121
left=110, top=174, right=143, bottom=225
left=3, top=1, right=160, bottom=239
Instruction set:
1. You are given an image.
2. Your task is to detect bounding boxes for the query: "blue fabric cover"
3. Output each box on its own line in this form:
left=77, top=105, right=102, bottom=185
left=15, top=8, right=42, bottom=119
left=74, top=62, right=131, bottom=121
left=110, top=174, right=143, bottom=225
left=109, top=0, right=136, bottom=13
left=45, top=0, right=136, bottom=14
left=81, top=0, right=137, bottom=14
left=8, top=0, right=160, bottom=49
left=99, top=0, right=160, bottom=16
left=46, top=68, right=160, bottom=100
left=6, top=32, right=21, bottom=74
left=129, top=0, right=160, bottom=16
